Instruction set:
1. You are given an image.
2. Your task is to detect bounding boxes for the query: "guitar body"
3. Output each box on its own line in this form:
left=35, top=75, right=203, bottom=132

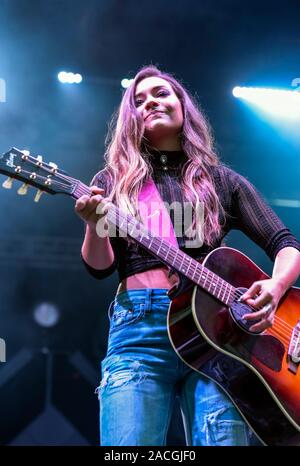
left=1, top=149, right=300, bottom=445
left=168, top=247, right=300, bottom=445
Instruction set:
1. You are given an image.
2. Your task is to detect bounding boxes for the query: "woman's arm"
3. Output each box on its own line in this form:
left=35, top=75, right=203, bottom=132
left=242, top=246, right=300, bottom=332
left=272, top=246, right=300, bottom=293
left=225, top=167, right=300, bottom=331
left=76, top=185, right=118, bottom=278
left=81, top=223, right=115, bottom=270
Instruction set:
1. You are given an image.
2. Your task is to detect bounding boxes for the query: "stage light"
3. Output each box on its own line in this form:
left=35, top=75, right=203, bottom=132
left=270, top=198, right=300, bottom=208
left=121, top=78, right=133, bottom=89
left=33, top=302, right=60, bottom=328
left=57, top=71, right=82, bottom=84
left=232, top=86, right=300, bottom=119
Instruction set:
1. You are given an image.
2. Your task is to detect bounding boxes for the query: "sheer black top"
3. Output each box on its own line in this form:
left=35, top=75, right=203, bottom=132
left=82, top=150, right=300, bottom=282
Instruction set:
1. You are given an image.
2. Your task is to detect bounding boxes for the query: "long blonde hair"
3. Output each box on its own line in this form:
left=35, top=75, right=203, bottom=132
left=102, top=65, right=224, bottom=247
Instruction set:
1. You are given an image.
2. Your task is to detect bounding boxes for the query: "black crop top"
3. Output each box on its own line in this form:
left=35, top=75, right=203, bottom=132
left=82, top=150, right=300, bottom=282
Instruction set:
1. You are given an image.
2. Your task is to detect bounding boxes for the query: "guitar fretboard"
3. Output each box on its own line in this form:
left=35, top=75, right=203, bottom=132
left=73, top=181, right=236, bottom=306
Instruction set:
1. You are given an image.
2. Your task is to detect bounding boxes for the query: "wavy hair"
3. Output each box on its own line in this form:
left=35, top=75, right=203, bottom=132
left=102, top=65, right=225, bottom=247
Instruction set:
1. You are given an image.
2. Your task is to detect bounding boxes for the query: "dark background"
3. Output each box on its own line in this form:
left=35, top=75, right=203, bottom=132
left=0, top=0, right=299, bottom=445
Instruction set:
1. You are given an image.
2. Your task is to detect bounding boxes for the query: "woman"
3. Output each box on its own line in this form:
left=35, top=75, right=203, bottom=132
left=75, top=65, right=300, bottom=446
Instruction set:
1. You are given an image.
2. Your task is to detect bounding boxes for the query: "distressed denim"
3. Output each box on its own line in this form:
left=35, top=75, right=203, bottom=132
left=96, top=288, right=259, bottom=446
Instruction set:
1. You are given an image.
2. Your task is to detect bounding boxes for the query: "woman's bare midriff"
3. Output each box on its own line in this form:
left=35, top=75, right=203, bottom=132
left=117, top=267, right=179, bottom=295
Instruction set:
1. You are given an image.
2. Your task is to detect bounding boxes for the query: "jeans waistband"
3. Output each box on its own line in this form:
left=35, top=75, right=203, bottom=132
left=108, top=288, right=170, bottom=320
left=115, top=288, right=170, bottom=305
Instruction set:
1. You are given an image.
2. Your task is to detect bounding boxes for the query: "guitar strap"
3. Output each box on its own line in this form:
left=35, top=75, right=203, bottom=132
left=138, top=176, right=179, bottom=249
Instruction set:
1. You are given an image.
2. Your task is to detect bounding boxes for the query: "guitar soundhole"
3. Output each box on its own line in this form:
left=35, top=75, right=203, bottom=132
left=230, top=287, right=262, bottom=334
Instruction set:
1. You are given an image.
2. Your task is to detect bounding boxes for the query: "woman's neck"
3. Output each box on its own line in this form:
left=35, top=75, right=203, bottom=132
left=146, top=135, right=182, bottom=151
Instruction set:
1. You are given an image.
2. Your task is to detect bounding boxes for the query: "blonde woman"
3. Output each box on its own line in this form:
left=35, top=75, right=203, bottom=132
left=75, top=65, right=300, bottom=446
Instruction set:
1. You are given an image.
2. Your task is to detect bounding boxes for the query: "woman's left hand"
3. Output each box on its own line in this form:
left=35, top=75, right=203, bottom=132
left=240, top=278, right=286, bottom=332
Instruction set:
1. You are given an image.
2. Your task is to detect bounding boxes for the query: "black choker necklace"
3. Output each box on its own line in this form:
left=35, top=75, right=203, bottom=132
left=159, top=153, right=169, bottom=171
left=145, top=149, right=187, bottom=171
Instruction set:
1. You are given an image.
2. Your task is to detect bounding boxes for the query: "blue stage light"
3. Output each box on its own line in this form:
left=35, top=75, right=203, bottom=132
left=232, top=86, right=300, bottom=119
left=121, top=78, right=133, bottom=89
left=57, top=71, right=82, bottom=84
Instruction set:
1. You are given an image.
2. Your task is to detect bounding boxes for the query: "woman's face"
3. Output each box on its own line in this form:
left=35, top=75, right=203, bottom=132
left=134, top=76, right=183, bottom=146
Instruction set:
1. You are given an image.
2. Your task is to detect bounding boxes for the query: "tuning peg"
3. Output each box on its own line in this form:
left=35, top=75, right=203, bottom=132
left=17, top=183, right=29, bottom=195
left=49, top=162, right=58, bottom=173
left=20, top=149, right=30, bottom=160
left=34, top=189, right=43, bottom=203
left=36, top=155, right=43, bottom=166
left=21, top=149, right=30, bottom=156
left=2, top=177, right=13, bottom=189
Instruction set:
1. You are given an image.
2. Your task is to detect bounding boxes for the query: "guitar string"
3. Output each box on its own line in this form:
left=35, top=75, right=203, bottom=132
left=268, top=327, right=291, bottom=342
left=74, top=183, right=295, bottom=336
left=15, top=168, right=72, bottom=190
left=247, top=319, right=291, bottom=340
left=42, top=180, right=294, bottom=338
left=265, top=330, right=288, bottom=346
left=76, top=185, right=238, bottom=306
left=23, top=156, right=81, bottom=183
left=113, top=205, right=295, bottom=336
left=266, top=322, right=292, bottom=339
left=234, top=289, right=294, bottom=333
left=16, top=164, right=296, bottom=340
left=267, top=327, right=295, bottom=347
left=267, top=318, right=292, bottom=335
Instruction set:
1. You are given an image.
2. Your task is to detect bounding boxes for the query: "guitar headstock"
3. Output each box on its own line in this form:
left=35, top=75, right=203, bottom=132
left=0, top=147, right=77, bottom=202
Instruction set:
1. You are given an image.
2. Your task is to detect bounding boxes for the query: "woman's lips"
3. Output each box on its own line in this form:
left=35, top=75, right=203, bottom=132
left=145, top=111, right=165, bottom=120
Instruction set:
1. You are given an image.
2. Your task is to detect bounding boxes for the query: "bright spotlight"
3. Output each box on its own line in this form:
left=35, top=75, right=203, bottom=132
left=232, top=86, right=300, bottom=119
left=57, top=71, right=82, bottom=84
left=33, top=302, right=60, bottom=328
left=232, top=86, right=242, bottom=98
left=74, top=73, right=82, bottom=84
left=58, top=71, right=68, bottom=83
left=121, top=78, right=133, bottom=89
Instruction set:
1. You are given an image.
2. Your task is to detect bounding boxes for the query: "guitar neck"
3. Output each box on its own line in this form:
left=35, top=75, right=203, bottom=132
left=73, top=181, right=236, bottom=306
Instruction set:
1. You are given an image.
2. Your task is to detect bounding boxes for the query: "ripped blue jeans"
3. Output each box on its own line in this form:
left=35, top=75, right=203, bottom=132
left=96, top=288, right=259, bottom=446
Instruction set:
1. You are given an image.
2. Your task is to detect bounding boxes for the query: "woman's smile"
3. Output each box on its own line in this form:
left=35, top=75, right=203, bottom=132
left=145, top=110, right=165, bottom=121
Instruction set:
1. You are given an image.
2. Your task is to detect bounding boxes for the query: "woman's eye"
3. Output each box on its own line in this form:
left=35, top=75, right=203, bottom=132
left=157, top=90, right=169, bottom=97
left=134, top=89, right=169, bottom=107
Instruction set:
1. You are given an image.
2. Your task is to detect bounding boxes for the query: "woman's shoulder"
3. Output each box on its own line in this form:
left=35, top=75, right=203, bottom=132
left=90, top=166, right=112, bottom=187
left=208, top=163, right=241, bottom=184
left=209, top=164, right=261, bottom=199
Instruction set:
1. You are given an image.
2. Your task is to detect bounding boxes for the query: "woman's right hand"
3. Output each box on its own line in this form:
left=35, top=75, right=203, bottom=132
left=75, top=186, right=110, bottom=233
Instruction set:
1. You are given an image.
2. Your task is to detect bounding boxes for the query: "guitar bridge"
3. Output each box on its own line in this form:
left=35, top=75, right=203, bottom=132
left=287, top=320, right=300, bottom=374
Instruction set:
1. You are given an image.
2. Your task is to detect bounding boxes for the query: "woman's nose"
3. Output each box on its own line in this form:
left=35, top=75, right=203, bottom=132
left=145, top=98, right=159, bottom=110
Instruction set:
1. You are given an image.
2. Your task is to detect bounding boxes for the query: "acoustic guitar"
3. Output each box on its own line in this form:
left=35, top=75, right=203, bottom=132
left=1, top=147, right=300, bottom=445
